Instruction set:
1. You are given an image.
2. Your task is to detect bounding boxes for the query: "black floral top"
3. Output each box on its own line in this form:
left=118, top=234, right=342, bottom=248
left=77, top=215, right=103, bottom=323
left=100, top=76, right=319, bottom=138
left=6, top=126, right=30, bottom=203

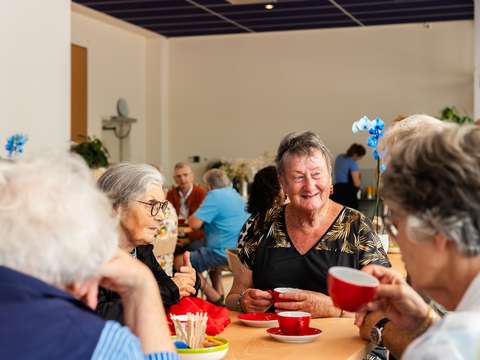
left=238, top=205, right=390, bottom=294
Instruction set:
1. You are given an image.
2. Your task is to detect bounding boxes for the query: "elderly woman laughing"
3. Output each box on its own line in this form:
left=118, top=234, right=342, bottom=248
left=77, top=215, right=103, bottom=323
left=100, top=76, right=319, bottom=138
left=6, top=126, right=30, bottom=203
left=226, top=131, right=390, bottom=317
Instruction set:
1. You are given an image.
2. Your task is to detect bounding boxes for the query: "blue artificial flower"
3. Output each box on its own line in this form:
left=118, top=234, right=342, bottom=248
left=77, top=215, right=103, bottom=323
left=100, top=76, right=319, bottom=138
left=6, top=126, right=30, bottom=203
left=5, top=134, right=28, bottom=158
left=352, top=116, right=385, bottom=172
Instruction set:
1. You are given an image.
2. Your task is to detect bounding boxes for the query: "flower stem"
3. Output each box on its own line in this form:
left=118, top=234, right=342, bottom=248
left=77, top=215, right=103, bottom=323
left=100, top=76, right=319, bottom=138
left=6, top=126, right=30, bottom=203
left=374, top=158, right=381, bottom=233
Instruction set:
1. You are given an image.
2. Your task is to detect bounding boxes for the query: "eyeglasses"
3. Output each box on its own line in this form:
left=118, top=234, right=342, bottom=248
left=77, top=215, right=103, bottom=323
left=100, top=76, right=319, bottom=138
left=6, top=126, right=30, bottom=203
left=384, top=213, right=399, bottom=239
left=135, top=200, right=170, bottom=217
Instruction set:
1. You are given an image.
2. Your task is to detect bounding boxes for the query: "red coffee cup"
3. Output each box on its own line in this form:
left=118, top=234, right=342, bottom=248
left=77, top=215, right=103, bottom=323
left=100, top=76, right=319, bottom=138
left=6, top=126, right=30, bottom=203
left=272, top=287, right=298, bottom=303
left=327, top=266, right=379, bottom=312
left=277, top=311, right=311, bottom=335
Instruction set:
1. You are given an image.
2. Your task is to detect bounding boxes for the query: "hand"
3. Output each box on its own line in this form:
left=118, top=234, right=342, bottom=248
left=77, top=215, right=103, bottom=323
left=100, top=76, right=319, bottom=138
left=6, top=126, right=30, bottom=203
left=98, top=250, right=157, bottom=298
left=274, top=290, right=340, bottom=318
left=178, top=251, right=197, bottom=284
left=356, top=265, right=430, bottom=332
left=172, top=252, right=196, bottom=298
left=241, top=289, right=273, bottom=313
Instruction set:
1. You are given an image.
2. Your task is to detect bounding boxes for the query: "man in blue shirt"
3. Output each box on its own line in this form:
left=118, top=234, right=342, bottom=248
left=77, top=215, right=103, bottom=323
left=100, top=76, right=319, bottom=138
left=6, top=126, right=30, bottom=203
left=186, top=168, right=250, bottom=304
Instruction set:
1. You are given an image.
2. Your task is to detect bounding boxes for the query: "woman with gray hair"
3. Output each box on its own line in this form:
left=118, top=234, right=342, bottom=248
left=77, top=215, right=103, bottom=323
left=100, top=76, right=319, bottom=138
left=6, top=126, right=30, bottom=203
left=226, top=131, right=389, bottom=316
left=97, top=162, right=199, bottom=321
left=356, top=124, right=480, bottom=359
left=0, top=155, right=175, bottom=359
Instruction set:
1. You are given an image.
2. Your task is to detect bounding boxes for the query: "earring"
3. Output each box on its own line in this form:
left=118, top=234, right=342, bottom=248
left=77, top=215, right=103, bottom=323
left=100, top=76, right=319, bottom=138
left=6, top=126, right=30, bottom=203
left=330, top=186, right=334, bottom=195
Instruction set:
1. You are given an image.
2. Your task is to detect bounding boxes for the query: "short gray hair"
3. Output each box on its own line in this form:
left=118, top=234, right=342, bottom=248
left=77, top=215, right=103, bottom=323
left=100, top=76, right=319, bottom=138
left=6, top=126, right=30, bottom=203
left=0, top=154, right=117, bottom=286
left=97, top=162, right=164, bottom=208
left=174, top=162, right=191, bottom=171
left=275, top=131, right=332, bottom=175
left=203, top=169, right=231, bottom=189
left=382, top=124, right=480, bottom=256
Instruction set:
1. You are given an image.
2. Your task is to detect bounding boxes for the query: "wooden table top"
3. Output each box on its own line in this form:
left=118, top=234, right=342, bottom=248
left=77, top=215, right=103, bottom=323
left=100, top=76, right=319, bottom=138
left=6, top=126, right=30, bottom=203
left=222, top=312, right=369, bottom=360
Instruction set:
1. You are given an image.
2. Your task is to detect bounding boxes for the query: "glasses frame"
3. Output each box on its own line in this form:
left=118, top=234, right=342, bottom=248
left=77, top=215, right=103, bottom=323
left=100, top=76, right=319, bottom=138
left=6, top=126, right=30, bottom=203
left=135, top=200, right=169, bottom=217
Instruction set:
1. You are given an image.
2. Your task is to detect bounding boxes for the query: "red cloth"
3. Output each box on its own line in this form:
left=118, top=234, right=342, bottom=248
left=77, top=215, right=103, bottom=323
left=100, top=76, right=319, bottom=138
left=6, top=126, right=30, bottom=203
left=168, top=297, right=230, bottom=336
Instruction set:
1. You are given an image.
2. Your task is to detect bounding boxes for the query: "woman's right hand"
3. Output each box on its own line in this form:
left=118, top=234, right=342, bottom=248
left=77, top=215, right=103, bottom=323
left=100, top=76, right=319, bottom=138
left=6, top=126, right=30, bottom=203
left=98, top=249, right=157, bottom=298
left=355, top=265, right=431, bottom=332
left=241, top=289, right=273, bottom=313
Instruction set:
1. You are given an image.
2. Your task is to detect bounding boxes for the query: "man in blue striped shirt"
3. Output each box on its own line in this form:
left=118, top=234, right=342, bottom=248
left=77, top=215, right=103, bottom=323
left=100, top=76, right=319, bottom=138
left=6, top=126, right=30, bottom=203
left=0, top=155, right=178, bottom=359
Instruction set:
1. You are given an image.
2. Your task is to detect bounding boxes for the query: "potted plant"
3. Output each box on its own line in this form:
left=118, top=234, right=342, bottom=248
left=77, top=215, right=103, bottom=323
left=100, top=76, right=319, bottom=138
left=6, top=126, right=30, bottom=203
left=439, top=106, right=473, bottom=124
left=71, top=136, right=110, bottom=169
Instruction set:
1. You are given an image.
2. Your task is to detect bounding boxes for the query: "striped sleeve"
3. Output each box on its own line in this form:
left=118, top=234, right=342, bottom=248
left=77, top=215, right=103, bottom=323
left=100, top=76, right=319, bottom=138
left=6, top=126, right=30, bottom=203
left=91, top=321, right=179, bottom=360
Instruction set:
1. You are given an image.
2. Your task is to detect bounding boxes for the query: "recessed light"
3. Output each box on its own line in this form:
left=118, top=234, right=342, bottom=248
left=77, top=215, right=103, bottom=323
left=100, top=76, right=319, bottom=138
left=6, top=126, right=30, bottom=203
left=265, top=4, right=274, bottom=10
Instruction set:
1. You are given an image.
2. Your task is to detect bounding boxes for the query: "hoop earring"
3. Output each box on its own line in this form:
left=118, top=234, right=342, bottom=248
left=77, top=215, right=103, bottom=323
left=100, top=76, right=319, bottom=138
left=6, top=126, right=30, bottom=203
left=330, top=186, right=334, bottom=195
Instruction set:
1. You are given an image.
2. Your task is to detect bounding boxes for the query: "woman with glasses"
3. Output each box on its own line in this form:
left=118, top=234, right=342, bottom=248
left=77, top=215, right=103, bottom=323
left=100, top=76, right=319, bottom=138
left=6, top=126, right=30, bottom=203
left=96, top=163, right=200, bottom=322
left=356, top=124, right=480, bottom=359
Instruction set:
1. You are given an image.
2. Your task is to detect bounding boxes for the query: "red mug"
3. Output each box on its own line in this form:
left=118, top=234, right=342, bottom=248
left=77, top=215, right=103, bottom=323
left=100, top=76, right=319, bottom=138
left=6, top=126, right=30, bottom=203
left=277, top=311, right=311, bottom=335
left=272, top=287, right=298, bottom=303
left=327, top=266, right=379, bottom=312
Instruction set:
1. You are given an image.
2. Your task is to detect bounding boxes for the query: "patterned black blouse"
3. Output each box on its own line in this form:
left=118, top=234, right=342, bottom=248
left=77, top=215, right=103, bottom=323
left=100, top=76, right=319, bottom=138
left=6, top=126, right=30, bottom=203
left=237, top=205, right=390, bottom=294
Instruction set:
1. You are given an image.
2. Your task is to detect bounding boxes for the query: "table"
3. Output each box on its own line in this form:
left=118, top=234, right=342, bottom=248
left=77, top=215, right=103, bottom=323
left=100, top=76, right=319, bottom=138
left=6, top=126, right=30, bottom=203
left=222, top=312, right=370, bottom=360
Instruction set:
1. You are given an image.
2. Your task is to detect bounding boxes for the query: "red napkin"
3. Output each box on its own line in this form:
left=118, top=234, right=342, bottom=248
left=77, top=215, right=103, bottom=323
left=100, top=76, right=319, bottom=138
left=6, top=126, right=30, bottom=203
left=168, top=297, right=231, bottom=336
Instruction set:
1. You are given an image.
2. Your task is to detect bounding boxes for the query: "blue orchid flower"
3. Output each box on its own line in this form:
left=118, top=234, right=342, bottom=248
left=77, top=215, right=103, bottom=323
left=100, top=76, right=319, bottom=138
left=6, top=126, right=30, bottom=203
left=5, top=134, right=28, bottom=158
left=352, top=116, right=385, bottom=170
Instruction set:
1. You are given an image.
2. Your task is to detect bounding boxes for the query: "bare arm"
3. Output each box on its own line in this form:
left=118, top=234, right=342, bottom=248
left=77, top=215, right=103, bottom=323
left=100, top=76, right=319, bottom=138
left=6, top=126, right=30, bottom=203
left=351, top=170, right=361, bottom=188
left=225, top=262, right=272, bottom=312
left=188, top=214, right=203, bottom=230
left=99, top=250, right=174, bottom=353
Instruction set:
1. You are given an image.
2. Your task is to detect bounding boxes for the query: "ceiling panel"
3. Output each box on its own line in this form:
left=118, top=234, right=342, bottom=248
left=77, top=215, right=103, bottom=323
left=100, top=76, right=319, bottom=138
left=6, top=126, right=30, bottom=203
left=73, top=0, right=473, bottom=37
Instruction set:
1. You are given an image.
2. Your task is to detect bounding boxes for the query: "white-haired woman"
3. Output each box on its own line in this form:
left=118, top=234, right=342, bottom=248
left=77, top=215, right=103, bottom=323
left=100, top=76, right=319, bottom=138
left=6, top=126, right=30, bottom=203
left=0, top=155, right=175, bottom=359
left=97, top=163, right=200, bottom=321
left=356, top=124, right=480, bottom=359
left=227, top=131, right=390, bottom=316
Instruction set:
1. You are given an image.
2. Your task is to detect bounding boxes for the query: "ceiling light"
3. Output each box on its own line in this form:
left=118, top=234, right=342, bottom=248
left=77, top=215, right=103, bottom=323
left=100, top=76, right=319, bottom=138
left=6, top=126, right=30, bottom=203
left=265, top=4, right=274, bottom=10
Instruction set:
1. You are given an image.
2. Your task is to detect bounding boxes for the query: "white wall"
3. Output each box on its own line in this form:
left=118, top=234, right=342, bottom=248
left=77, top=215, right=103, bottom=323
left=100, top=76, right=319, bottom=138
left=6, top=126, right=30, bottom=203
left=146, top=37, right=170, bottom=177
left=168, top=21, right=473, bottom=172
left=71, top=8, right=149, bottom=163
left=0, top=0, right=70, bottom=155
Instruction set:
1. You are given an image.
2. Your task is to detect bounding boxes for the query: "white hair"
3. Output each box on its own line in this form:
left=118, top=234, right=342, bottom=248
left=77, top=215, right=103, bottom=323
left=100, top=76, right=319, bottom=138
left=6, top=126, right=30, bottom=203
left=97, top=162, right=164, bottom=208
left=380, top=114, right=453, bottom=164
left=0, top=154, right=118, bottom=286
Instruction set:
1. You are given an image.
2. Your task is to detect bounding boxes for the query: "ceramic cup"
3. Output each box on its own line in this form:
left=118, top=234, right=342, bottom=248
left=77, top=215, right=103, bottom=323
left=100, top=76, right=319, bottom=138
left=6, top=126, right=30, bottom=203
left=277, top=311, right=311, bottom=335
left=271, top=287, right=298, bottom=303
left=327, top=266, right=379, bottom=312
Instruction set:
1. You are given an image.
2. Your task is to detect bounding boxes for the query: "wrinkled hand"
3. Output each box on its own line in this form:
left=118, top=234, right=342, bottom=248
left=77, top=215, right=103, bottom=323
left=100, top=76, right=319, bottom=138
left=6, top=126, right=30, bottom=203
left=98, top=250, right=156, bottom=298
left=241, top=289, right=273, bottom=313
left=172, top=252, right=196, bottom=297
left=274, top=290, right=340, bottom=318
left=355, top=265, right=430, bottom=332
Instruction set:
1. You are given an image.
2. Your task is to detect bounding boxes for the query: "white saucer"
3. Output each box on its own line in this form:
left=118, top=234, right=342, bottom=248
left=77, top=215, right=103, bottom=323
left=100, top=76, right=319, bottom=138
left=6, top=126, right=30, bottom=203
left=238, top=313, right=279, bottom=328
left=266, top=327, right=322, bottom=344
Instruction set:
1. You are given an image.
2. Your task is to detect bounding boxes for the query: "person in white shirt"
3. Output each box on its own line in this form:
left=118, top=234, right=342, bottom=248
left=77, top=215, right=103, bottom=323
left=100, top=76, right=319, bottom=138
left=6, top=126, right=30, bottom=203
left=356, top=124, right=480, bottom=359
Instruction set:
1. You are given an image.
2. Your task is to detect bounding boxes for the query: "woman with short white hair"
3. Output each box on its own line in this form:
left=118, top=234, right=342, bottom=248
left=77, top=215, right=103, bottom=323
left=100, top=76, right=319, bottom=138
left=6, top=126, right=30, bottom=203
left=357, top=124, right=480, bottom=359
left=0, top=154, right=175, bottom=359
left=97, top=163, right=199, bottom=322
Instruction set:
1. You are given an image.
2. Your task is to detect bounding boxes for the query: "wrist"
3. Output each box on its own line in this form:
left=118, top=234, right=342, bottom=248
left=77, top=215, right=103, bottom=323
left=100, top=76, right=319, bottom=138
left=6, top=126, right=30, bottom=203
left=237, top=289, right=247, bottom=312
left=412, top=306, right=436, bottom=338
